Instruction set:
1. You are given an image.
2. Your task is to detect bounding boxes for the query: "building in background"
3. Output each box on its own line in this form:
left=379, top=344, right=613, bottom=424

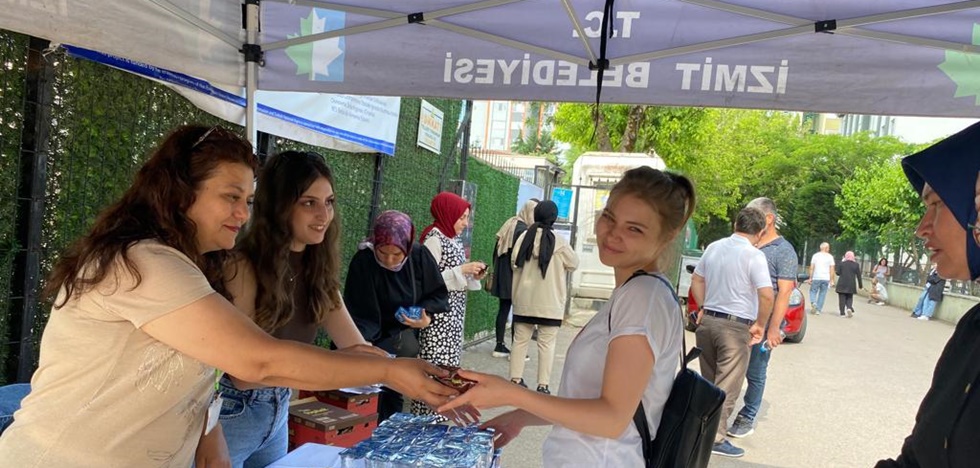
left=470, top=101, right=557, bottom=151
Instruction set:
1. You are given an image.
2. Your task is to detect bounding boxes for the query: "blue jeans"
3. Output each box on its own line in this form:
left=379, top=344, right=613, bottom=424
left=809, top=280, right=830, bottom=312
left=218, top=376, right=292, bottom=468
left=0, top=383, right=31, bottom=434
left=737, top=342, right=771, bottom=423
left=912, top=289, right=937, bottom=318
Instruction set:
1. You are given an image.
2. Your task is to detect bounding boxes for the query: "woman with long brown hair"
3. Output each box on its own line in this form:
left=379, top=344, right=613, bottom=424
left=202, top=151, right=392, bottom=467
left=0, top=126, right=455, bottom=467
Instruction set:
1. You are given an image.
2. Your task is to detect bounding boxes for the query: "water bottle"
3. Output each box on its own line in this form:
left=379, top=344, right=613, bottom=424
left=760, top=330, right=787, bottom=353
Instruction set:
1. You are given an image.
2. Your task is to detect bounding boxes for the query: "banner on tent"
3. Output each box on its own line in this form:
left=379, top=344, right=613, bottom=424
left=63, top=45, right=401, bottom=155
left=2, top=1, right=979, bottom=118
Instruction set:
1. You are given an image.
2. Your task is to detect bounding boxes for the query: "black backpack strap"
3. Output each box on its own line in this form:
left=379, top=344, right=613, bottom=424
left=634, top=402, right=652, bottom=463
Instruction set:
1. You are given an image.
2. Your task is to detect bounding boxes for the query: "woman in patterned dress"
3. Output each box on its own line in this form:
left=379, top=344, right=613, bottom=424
left=412, top=192, right=487, bottom=416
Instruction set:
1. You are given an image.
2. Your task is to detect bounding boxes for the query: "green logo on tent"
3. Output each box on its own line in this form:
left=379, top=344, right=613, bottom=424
left=285, top=9, right=345, bottom=82
left=938, top=24, right=980, bottom=105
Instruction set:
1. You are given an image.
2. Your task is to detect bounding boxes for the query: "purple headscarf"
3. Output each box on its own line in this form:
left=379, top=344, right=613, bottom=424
left=360, top=210, right=415, bottom=272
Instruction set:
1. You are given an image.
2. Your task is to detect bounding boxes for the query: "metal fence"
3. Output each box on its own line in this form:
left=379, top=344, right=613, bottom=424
left=0, top=30, right=520, bottom=384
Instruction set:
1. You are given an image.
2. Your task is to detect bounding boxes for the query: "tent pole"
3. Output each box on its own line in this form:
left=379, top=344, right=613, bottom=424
left=244, top=0, right=262, bottom=146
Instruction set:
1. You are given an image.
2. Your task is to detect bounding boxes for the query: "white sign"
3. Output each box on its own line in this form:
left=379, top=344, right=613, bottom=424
left=417, top=100, right=444, bottom=154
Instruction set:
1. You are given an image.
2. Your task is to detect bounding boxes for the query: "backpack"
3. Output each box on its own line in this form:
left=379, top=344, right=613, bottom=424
left=611, top=271, right=725, bottom=468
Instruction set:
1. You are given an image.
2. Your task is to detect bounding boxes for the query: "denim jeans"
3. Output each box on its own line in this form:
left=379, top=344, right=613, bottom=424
left=0, top=383, right=30, bottom=434
left=809, top=280, right=830, bottom=312
left=737, top=342, right=771, bottom=423
left=218, top=376, right=292, bottom=468
left=912, top=289, right=937, bottom=318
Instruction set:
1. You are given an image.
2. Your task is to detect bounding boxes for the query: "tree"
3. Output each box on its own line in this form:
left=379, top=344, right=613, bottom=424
left=837, top=159, right=927, bottom=281
left=511, top=101, right=557, bottom=158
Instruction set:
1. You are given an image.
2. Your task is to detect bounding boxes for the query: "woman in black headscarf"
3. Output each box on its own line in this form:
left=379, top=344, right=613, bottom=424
left=508, top=200, right=579, bottom=394
left=877, top=121, right=980, bottom=468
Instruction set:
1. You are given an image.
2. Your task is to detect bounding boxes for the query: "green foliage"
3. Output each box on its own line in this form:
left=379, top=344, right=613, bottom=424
left=463, top=159, right=519, bottom=339
left=837, top=159, right=926, bottom=274
left=551, top=103, right=931, bottom=263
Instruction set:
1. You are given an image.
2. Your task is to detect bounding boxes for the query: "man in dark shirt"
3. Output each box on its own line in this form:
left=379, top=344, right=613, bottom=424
left=727, top=197, right=798, bottom=439
left=876, top=121, right=980, bottom=467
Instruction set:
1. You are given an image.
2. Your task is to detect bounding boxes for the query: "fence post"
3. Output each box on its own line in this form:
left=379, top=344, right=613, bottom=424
left=7, top=37, right=54, bottom=383
left=256, top=131, right=276, bottom=163
left=458, top=100, right=472, bottom=182
left=368, top=152, right=386, bottom=235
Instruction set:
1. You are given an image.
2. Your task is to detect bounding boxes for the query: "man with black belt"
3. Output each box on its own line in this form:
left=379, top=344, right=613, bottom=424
left=691, top=207, right=774, bottom=459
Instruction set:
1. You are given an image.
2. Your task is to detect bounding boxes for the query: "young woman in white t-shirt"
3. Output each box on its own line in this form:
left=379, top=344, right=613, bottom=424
left=440, top=167, right=695, bottom=466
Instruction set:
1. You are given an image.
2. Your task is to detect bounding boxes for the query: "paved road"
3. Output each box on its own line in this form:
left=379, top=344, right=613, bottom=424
left=459, top=296, right=956, bottom=468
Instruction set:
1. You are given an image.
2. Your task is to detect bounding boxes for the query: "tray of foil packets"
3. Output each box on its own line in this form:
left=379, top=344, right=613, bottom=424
left=339, top=413, right=502, bottom=468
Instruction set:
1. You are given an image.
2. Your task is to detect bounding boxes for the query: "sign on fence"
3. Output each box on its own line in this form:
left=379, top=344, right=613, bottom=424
left=551, top=187, right=573, bottom=220
left=417, top=100, right=444, bottom=154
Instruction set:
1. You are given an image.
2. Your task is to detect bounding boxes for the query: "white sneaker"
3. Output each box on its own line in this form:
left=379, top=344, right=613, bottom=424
left=917, top=316, right=930, bottom=321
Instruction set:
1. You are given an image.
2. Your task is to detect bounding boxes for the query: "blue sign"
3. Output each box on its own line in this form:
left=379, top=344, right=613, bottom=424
left=551, top=187, right=573, bottom=220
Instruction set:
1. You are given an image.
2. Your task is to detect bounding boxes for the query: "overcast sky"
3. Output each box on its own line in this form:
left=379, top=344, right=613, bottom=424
left=893, top=116, right=979, bottom=144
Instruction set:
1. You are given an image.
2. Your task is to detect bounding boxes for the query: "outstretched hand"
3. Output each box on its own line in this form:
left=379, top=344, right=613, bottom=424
left=384, top=359, right=458, bottom=408
left=481, top=410, right=532, bottom=449
left=437, top=369, right=524, bottom=413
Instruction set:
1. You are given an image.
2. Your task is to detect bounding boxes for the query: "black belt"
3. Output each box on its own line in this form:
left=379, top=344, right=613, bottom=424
left=703, top=309, right=754, bottom=326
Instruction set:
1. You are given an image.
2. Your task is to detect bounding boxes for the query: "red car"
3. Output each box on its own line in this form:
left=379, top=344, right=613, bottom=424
left=684, top=281, right=807, bottom=343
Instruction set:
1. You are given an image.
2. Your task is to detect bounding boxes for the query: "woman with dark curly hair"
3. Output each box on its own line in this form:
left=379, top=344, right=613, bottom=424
left=0, top=126, right=455, bottom=468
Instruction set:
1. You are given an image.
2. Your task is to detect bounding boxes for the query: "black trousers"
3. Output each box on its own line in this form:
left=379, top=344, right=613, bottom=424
left=838, top=293, right=854, bottom=315
left=496, top=299, right=512, bottom=345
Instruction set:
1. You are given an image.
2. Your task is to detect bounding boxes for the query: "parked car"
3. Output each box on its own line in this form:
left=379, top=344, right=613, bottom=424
left=683, top=265, right=807, bottom=343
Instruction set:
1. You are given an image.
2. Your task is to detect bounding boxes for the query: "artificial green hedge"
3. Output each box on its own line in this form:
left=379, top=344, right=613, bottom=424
left=463, top=159, right=520, bottom=339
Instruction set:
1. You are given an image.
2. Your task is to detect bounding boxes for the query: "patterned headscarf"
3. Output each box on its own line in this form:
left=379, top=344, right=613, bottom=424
left=419, top=192, right=471, bottom=242
left=361, top=210, right=414, bottom=272
left=843, top=251, right=855, bottom=262
left=903, top=121, right=980, bottom=280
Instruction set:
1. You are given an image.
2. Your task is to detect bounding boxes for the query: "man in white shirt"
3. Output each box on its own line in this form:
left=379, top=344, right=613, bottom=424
left=807, top=242, right=836, bottom=315
left=691, top=207, right=774, bottom=458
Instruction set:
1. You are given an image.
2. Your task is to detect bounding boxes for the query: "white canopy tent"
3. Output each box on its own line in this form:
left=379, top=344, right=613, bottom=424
left=2, top=0, right=979, bottom=145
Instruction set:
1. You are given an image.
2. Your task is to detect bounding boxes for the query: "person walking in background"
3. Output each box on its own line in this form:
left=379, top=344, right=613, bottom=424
left=488, top=199, right=538, bottom=358
left=806, top=242, right=835, bottom=315
left=835, top=251, right=863, bottom=318
left=873, top=258, right=891, bottom=283
left=728, top=197, right=798, bottom=440
left=911, top=265, right=945, bottom=321
left=509, top=200, right=579, bottom=395
left=691, top=207, right=774, bottom=458
left=345, top=210, right=450, bottom=421
left=876, top=120, right=980, bottom=467
left=438, top=167, right=694, bottom=467
left=869, top=277, right=889, bottom=305
left=415, top=192, right=488, bottom=417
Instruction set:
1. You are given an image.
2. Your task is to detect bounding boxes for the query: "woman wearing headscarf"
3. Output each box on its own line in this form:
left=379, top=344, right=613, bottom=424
left=488, top=199, right=538, bottom=357
left=345, top=210, right=450, bottom=422
left=876, top=121, right=980, bottom=468
left=416, top=192, right=487, bottom=416
left=509, top=200, right=579, bottom=394
left=835, top=251, right=863, bottom=318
